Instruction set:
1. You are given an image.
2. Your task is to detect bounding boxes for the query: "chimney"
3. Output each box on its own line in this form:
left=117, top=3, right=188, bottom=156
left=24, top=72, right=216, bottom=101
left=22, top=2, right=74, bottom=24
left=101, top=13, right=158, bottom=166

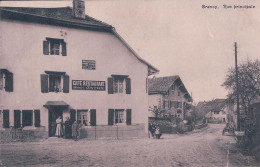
left=72, top=0, right=85, bottom=19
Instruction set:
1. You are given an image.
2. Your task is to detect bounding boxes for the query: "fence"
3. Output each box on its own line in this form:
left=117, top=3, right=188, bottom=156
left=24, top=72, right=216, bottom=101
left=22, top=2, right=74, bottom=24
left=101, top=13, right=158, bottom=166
left=0, top=126, right=47, bottom=143
left=79, top=124, right=146, bottom=139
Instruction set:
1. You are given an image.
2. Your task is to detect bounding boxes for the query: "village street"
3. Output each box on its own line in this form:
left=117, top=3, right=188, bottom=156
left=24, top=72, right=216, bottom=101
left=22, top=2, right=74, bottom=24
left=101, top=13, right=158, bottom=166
left=0, top=124, right=258, bottom=167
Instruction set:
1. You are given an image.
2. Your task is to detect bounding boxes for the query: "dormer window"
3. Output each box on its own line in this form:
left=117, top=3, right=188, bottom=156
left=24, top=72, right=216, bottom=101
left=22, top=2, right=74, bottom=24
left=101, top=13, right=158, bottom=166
left=43, top=38, right=67, bottom=56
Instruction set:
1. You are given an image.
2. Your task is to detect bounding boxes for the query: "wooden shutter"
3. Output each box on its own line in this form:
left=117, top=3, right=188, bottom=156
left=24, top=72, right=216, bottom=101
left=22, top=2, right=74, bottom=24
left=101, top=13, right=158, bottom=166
left=63, top=75, right=69, bottom=93
left=108, top=78, right=114, bottom=94
left=14, top=110, right=21, bottom=128
left=163, top=100, right=166, bottom=109
left=90, top=109, right=96, bottom=126
left=126, top=109, right=132, bottom=125
left=61, top=42, right=67, bottom=56
left=5, top=72, right=13, bottom=92
left=126, top=78, right=131, bottom=94
left=34, top=110, right=40, bottom=127
left=3, top=110, right=9, bottom=128
left=41, top=74, right=48, bottom=93
left=108, top=109, right=114, bottom=125
left=70, top=109, right=76, bottom=123
left=43, top=40, right=49, bottom=55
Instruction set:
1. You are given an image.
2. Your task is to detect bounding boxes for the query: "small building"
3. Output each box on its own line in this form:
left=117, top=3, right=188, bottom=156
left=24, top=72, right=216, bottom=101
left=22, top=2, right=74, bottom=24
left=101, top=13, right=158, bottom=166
left=0, top=0, right=159, bottom=139
left=202, top=99, right=227, bottom=123
left=148, top=75, right=192, bottom=119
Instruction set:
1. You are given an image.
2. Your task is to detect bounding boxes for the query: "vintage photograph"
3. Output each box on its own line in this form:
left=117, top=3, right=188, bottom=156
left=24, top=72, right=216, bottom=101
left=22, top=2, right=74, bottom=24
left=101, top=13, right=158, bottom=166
left=0, top=0, right=259, bottom=166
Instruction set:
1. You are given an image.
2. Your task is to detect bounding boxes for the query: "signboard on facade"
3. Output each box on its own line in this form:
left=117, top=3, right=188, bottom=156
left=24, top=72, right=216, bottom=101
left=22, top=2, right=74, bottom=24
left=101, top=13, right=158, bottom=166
left=82, top=60, right=96, bottom=70
left=72, top=80, right=105, bottom=91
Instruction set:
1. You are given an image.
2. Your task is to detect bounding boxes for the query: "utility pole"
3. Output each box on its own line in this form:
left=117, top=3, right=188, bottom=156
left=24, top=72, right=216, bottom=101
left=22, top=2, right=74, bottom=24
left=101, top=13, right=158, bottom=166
left=235, top=42, right=240, bottom=131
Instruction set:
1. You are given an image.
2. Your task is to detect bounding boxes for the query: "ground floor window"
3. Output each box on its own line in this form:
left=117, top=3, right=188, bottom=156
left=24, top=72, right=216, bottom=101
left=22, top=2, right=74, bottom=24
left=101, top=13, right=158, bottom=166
left=22, top=110, right=33, bottom=126
left=108, top=109, right=132, bottom=125
left=77, top=110, right=88, bottom=126
left=115, top=109, right=124, bottom=124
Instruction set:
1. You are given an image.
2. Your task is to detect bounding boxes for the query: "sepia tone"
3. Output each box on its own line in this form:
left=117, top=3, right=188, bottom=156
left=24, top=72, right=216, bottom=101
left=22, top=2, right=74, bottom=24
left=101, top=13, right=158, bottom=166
left=0, top=0, right=259, bottom=166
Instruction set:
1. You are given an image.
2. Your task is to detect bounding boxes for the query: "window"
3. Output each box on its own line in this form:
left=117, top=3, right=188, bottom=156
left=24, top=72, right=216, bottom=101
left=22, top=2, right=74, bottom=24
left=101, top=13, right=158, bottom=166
left=114, top=78, right=124, bottom=93
left=108, top=109, right=131, bottom=125
left=41, top=71, right=69, bottom=93
left=115, top=109, right=124, bottom=124
left=0, top=69, right=13, bottom=92
left=177, top=110, right=182, bottom=114
left=22, top=110, right=33, bottom=126
left=77, top=110, right=88, bottom=126
left=171, top=84, right=175, bottom=91
left=108, top=75, right=131, bottom=94
left=43, top=38, right=67, bottom=56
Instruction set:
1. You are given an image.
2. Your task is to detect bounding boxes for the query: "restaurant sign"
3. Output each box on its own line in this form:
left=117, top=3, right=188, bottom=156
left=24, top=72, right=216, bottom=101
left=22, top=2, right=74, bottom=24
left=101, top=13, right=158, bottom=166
left=82, top=60, right=96, bottom=70
left=72, top=80, right=105, bottom=91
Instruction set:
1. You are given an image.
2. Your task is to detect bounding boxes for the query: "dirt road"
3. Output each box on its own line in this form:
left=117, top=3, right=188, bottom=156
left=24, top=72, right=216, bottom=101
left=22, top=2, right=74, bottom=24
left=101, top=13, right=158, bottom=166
left=0, top=124, right=258, bottom=167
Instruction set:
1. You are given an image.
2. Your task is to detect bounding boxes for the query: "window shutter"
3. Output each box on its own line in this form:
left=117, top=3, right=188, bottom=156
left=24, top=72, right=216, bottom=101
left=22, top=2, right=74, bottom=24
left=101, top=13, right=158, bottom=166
left=70, top=109, right=76, bottom=123
left=61, top=42, right=67, bottom=56
left=5, top=72, right=13, bottom=92
left=90, top=109, right=96, bottom=126
left=108, top=78, right=114, bottom=94
left=14, top=110, right=21, bottom=128
left=126, top=78, right=131, bottom=94
left=126, top=109, right=132, bottom=125
left=108, top=109, right=114, bottom=125
left=3, top=110, right=9, bottom=128
left=63, top=75, right=69, bottom=93
left=34, top=110, right=40, bottom=127
left=163, top=100, right=166, bottom=109
left=43, top=40, right=49, bottom=55
left=41, top=74, right=49, bottom=93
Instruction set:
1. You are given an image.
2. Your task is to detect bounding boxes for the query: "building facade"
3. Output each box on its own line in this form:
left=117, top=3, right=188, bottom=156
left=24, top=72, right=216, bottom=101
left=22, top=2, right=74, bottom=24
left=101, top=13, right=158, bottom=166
left=0, top=1, right=158, bottom=139
left=148, top=76, right=192, bottom=119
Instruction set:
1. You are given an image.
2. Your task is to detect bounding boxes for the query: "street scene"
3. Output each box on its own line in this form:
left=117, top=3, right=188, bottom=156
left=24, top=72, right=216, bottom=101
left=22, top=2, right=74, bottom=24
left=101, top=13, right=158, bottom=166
left=0, top=0, right=260, bottom=166
left=1, top=124, right=258, bottom=167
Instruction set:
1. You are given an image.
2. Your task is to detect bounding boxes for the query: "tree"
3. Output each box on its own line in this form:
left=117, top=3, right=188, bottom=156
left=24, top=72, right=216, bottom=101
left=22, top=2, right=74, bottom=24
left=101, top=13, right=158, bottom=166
left=149, top=106, right=165, bottom=118
left=222, top=59, right=260, bottom=115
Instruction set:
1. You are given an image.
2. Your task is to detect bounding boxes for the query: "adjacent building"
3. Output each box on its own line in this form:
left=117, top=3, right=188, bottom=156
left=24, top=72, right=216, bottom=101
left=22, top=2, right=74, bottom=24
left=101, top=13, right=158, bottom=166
left=148, top=75, right=192, bottom=119
left=0, top=0, right=159, bottom=139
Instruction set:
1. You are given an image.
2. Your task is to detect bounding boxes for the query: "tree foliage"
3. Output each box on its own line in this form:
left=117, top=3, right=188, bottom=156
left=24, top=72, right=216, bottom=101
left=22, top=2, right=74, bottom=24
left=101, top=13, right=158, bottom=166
left=222, top=59, right=260, bottom=114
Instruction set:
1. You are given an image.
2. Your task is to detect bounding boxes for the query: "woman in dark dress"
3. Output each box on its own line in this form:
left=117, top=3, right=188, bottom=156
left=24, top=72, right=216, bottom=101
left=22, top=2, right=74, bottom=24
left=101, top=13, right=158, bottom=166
left=64, top=117, right=72, bottom=139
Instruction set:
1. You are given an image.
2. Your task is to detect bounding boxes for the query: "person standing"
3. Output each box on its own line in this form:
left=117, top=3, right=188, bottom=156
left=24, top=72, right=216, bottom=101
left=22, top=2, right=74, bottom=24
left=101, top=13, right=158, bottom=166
left=72, top=121, right=79, bottom=141
left=64, top=117, right=72, bottom=139
left=55, top=116, right=63, bottom=137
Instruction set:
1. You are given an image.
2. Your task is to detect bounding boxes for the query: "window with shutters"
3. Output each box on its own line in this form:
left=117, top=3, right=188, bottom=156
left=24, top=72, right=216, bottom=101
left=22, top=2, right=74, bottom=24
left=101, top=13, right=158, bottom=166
left=0, top=69, right=13, bottom=92
left=108, top=109, right=131, bottom=125
left=77, top=110, right=88, bottom=126
left=43, top=38, right=67, bottom=56
left=41, top=71, right=69, bottom=93
left=108, top=75, right=131, bottom=94
left=22, top=110, right=33, bottom=126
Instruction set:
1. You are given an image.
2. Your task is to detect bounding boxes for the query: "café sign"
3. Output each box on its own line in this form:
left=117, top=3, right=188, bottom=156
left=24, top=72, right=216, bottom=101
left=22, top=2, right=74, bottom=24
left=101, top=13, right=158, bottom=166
left=72, top=80, right=105, bottom=91
left=82, top=60, right=96, bottom=70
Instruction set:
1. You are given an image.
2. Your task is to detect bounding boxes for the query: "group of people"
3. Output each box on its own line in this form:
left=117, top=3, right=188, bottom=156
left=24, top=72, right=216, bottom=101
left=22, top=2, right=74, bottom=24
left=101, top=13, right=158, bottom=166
left=148, top=122, right=161, bottom=139
left=55, top=116, right=80, bottom=141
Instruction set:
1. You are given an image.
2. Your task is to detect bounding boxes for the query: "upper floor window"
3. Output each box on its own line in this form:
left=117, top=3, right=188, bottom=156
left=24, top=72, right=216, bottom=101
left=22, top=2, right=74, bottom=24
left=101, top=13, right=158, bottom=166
left=41, top=71, right=69, bottom=93
left=0, top=69, right=13, bottom=92
left=108, top=75, right=131, bottom=94
left=43, top=38, right=67, bottom=56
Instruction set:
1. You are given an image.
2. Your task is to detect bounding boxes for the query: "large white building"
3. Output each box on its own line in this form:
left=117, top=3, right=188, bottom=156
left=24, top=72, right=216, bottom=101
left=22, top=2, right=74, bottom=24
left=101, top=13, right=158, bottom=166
left=0, top=0, right=158, bottom=139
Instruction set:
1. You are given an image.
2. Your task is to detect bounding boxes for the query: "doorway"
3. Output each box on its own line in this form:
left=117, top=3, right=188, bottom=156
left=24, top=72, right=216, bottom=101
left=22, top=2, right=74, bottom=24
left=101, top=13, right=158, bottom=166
left=49, top=107, right=63, bottom=137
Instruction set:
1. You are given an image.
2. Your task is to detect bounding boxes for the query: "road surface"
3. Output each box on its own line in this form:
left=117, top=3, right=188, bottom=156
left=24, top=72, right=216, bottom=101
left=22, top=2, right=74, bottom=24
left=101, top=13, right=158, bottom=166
left=0, top=124, right=258, bottom=167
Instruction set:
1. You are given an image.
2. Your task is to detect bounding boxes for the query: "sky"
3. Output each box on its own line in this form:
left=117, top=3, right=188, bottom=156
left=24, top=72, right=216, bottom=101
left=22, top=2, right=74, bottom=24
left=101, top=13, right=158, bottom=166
left=1, top=0, right=260, bottom=103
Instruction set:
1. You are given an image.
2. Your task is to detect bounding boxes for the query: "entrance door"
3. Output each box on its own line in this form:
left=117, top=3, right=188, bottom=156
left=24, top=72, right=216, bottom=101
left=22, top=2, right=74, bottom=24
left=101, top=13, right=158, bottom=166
left=49, top=107, right=63, bottom=137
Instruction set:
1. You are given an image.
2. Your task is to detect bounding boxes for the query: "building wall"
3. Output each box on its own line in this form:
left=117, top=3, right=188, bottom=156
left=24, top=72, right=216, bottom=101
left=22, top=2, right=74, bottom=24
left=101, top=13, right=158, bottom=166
left=0, top=19, right=149, bottom=133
